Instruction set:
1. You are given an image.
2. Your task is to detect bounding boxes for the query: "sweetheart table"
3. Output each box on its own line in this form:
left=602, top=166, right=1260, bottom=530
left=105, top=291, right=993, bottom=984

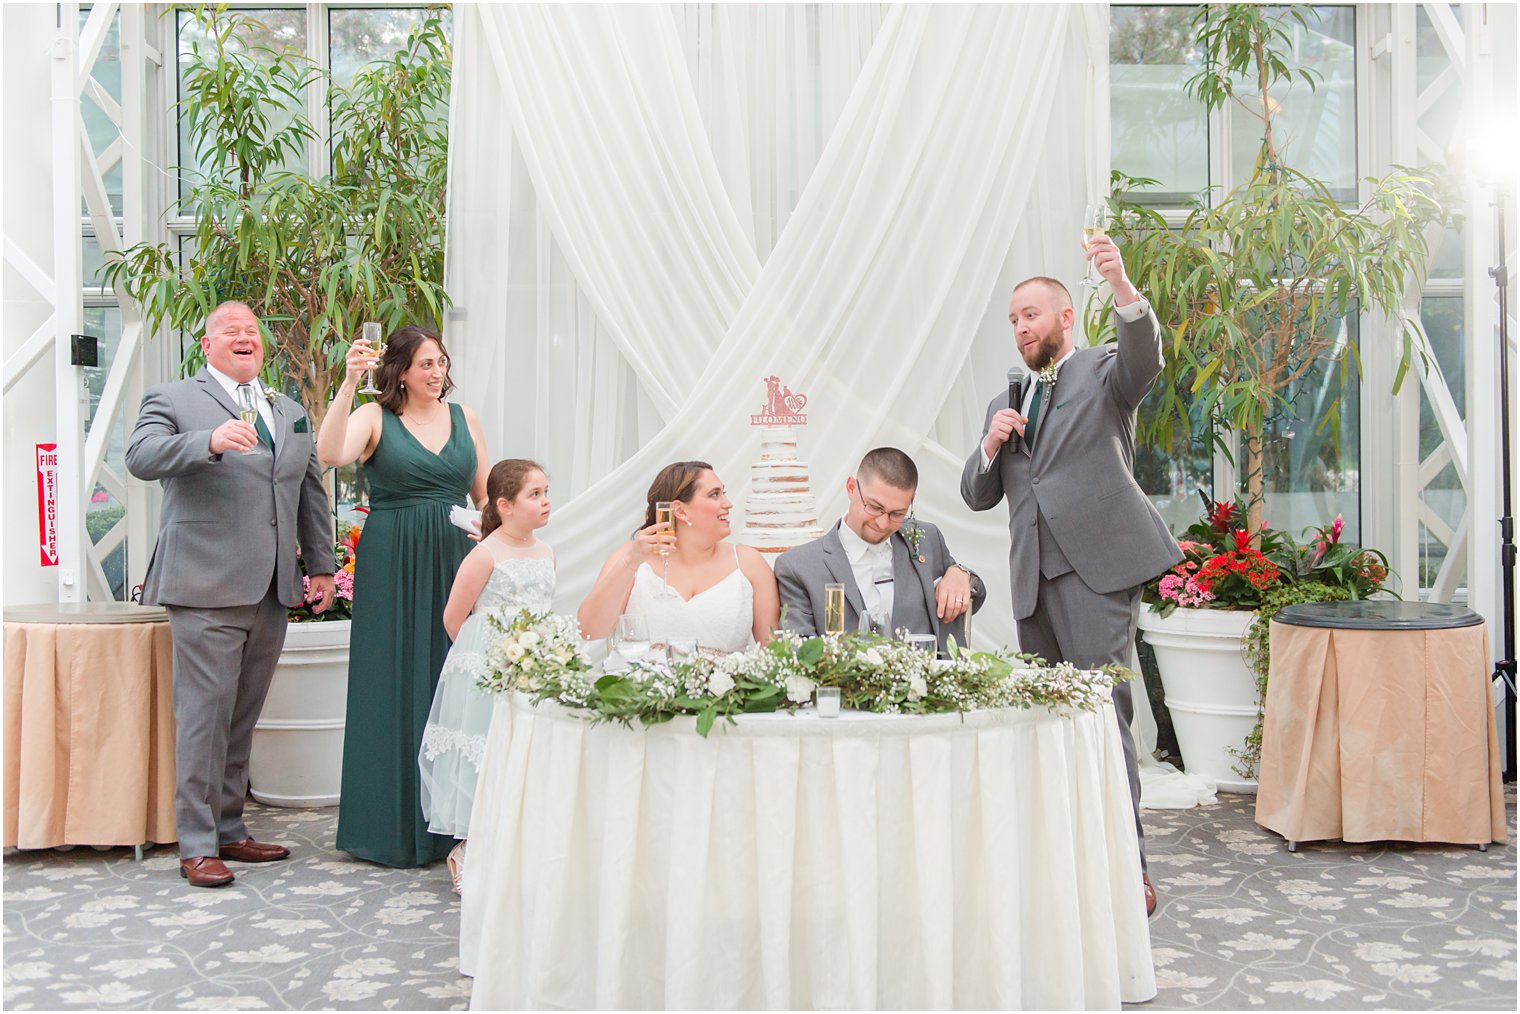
left=461, top=693, right=1156, bottom=1010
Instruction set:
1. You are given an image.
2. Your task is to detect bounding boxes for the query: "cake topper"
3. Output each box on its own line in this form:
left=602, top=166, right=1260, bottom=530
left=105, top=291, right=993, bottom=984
left=751, top=375, right=808, bottom=427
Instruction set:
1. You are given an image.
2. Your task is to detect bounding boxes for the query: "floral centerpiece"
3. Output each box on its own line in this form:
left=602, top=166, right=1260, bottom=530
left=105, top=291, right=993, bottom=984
left=479, top=620, right=1131, bottom=738
left=288, top=519, right=360, bottom=623
left=1141, top=492, right=1393, bottom=779
left=1146, top=494, right=1389, bottom=618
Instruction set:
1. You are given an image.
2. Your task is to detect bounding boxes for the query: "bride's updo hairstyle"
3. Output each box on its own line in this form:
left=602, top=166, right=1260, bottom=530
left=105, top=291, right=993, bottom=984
left=639, top=460, right=714, bottom=533
left=480, top=458, right=546, bottom=539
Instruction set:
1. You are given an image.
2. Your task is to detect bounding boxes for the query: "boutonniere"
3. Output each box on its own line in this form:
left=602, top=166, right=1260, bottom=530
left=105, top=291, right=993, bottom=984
left=1038, top=361, right=1061, bottom=387
left=901, top=508, right=925, bottom=557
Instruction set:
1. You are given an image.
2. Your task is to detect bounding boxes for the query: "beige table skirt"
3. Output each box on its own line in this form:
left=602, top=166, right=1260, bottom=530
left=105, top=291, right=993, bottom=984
left=4, top=620, right=178, bottom=849
left=1255, top=620, right=1506, bottom=846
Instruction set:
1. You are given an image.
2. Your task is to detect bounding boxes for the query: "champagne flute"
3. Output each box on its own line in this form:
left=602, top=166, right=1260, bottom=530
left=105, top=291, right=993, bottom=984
left=1081, top=204, right=1109, bottom=287
left=358, top=321, right=384, bottom=396
left=617, top=615, right=651, bottom=664
left=824, top=583, right=846, bottom=636
left=654, top=500, right=674, bottom=586
left=235, top=384, right=260, bottom=455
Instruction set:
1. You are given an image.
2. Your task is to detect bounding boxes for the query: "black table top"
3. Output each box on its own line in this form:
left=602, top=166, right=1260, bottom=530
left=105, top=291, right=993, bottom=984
left=1273, top=600, right=1483, bottom=630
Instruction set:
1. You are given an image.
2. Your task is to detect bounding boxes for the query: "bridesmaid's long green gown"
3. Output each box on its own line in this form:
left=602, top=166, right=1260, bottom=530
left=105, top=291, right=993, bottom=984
left=337, top=403, right=474, bottom=867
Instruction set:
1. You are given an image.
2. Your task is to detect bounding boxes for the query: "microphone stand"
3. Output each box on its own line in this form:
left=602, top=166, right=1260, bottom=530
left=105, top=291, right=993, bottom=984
left=1489, top=185, right=1516, bottom=780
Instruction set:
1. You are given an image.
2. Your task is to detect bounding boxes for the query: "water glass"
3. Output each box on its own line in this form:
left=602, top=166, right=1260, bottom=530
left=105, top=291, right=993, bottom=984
left=906, top=633, right=938, bottom=657
left=617, top=615, right=651, bottom=662
left=666, top=639, right=700, bottom=665
left=860, top=609, right=891, bottom=636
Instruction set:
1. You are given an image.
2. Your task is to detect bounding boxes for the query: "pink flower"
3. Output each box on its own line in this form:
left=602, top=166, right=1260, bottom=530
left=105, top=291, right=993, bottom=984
left=1330, top=514, right=1344, bottom=543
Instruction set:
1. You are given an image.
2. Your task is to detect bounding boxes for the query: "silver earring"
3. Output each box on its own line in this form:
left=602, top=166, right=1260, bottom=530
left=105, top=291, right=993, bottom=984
left=685, top=520, right=694, bottom=527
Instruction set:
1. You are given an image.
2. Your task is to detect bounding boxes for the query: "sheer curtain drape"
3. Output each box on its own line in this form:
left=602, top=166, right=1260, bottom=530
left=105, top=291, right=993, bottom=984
left=445, top=4, right=1108, bottom=654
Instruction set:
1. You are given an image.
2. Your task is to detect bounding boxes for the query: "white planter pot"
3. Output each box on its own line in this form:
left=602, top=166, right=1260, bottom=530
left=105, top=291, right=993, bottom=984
left=1137, top=604, right=1259, bottom=793
left=250, top=619, right=350, bottom=807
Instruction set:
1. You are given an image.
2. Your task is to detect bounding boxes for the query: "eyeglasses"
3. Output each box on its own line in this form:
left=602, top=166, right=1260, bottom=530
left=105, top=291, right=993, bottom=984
left=852, top=481, right=911, bottom=523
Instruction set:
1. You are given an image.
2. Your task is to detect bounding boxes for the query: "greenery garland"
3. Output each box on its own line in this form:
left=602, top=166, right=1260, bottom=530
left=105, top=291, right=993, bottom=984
left=480, top=610, right=1133, bottom=738
left=1230, top=582, right=1353, bottom=779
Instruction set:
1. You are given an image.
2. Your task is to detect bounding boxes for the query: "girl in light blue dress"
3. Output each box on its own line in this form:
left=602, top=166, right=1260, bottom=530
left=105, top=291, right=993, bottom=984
left=419, top=459, right=554, bottom=893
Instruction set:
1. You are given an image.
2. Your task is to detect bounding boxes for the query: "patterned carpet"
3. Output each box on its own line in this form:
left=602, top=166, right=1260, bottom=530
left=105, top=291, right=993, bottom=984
left=5, top=792, right=1515, bottom=1010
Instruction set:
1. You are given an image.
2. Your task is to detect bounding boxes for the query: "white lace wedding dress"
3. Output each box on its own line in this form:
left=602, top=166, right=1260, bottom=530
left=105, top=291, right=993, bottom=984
left=418, top=544, right=555, bottom=838
left=621, top=544, right=755, bottom=653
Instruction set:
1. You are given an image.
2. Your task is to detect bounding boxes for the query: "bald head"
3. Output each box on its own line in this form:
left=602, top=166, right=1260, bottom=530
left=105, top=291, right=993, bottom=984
left=204, top=300, right=256, bottom=336
left=1011, top=276, right=1073, bottom=310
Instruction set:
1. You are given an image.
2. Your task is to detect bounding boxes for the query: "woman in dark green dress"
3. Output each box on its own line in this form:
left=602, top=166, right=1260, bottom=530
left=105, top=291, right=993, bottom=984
left=318, top=325, right=489, bottom=868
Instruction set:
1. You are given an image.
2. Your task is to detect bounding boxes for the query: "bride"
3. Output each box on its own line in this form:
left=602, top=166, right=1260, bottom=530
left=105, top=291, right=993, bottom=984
left=579, top=460, right=779, bottom=652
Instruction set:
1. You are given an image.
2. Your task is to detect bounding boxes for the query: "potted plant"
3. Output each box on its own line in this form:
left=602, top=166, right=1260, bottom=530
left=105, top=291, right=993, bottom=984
left=249, top=518, right=361, bottom=807
left=1138, top=494, right=1391, bottom=789
left=1091, top=5, right=1441, bottom=791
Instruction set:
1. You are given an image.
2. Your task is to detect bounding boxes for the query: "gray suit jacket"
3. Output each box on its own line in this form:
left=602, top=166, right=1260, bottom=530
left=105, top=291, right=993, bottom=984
left=960, top=308, right=1181, bottom=620
left=126, top=368, right=334, bottom=609
left=774, top=520, right=985, bottom=654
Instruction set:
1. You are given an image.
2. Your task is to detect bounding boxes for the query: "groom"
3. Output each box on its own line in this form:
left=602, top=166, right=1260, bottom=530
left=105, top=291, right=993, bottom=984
left=775, top=447, right=984, bottom=652
left=960, top=235, right=1181, bottom=915
left=126, top=301, right=335, bottom=887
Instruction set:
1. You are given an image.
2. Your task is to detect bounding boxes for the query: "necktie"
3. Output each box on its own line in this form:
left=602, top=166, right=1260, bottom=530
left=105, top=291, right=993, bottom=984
left=1024, top=381, right=1046, bottom=452
left=239, top=385, right=276, bottom=449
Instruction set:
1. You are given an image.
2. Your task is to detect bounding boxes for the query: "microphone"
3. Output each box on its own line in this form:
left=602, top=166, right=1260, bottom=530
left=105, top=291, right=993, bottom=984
left=1007, top=366, right=1020, bottom=410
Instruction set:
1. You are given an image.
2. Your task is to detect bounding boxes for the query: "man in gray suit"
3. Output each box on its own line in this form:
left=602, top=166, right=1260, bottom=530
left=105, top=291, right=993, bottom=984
left=960, top=236, right=1181, bottom=916
left=776, top=447, right=984, bottom=653
left=127, top=301, right=335, bottom=887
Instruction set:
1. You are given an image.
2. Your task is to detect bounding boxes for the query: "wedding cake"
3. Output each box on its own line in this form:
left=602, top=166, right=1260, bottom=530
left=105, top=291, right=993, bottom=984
left=741, top=427, right=825, bottom=559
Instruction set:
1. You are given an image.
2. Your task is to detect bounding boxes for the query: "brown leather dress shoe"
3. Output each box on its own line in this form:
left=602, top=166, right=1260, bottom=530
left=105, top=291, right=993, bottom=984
left=218, top=838, right=291, bottom=863
left=1142, top=873, right=1158, bottom=916
left=180, top=856, right=235, bottom=888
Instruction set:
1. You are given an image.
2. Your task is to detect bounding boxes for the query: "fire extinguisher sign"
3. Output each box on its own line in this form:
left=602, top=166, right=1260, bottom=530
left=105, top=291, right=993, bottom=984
left=36, top=443, right=59, bottom=566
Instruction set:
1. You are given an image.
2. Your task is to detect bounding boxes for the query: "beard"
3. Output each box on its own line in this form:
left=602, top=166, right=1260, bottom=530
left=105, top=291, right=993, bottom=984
left=1019, top=327, right=1064, bottom=371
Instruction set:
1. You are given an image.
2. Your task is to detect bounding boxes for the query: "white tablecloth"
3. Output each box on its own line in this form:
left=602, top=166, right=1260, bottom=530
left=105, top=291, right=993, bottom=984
left=462, top=695, right=1155, bottom=1010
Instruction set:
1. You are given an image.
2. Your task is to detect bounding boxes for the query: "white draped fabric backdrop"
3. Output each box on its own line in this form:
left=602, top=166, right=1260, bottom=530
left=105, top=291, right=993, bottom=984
left=442, top=4, right=1212, bottom=806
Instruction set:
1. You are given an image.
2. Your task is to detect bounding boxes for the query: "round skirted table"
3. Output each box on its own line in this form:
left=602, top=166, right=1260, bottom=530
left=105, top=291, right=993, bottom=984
left=3, top=603, right=177, bottom=853
left=460, top=695, right=1156, bottom=1011
left=1255, top=600, right=1506, bottom=849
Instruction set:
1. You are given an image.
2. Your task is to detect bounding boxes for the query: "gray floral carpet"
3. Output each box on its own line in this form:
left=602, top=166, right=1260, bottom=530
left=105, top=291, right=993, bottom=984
left=4, top=791, right=1515, bottom=1010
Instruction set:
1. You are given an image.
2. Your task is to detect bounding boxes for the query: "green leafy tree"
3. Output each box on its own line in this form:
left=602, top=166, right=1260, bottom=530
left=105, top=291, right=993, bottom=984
left=105, top=4, right=451, bottom=435
left=1092, top=4, right=1447, bottom=541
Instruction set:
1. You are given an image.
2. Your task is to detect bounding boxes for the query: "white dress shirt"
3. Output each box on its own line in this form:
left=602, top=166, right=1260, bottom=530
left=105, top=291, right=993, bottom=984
left=205, top=363, right=277, bottom=448
left=837, top=519, right=894, bottom=620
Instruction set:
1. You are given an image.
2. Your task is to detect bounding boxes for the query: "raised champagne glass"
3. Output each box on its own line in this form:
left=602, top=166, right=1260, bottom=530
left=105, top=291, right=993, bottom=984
left=824, top=583, right=846, bottom=636
left=235, top=384, right=260, bottom=455
left=1081, top=204, right=1108, bottom=287
left=358, top=321, right=384, bottom=396
left=654, top=500, right=674, bottom=586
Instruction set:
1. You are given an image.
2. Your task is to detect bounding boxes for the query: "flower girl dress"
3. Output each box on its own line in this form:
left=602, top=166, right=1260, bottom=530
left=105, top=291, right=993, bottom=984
left=419, top=540, right=555, bottom=839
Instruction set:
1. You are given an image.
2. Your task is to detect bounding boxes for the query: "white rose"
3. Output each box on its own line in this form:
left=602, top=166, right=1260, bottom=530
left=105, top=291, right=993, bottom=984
left=709, top=671, right=736, bottom=697
left=503, top=642, right=526, bottom=662
left=785, top=674, right=816, bottom=704
left=519, top=630, right=542, bottom=648
left=857, top=648, right=885, bottom=668
left=908, top=675, right=928, bottom=702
